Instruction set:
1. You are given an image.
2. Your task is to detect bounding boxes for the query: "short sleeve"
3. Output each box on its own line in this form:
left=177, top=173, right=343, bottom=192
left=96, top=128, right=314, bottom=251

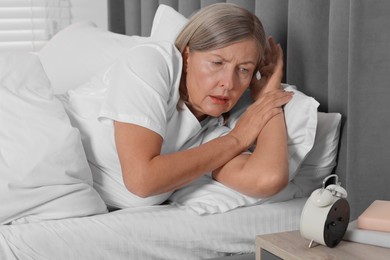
left=98, top=42, right=182, bottom=139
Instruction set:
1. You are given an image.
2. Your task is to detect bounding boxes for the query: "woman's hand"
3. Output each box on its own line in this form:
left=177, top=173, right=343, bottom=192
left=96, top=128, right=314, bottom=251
left=228, top=89, right=292, bottom=149
left=228, top=36, right=291, bottom=150
left=250, top=36, right=284, bottom=101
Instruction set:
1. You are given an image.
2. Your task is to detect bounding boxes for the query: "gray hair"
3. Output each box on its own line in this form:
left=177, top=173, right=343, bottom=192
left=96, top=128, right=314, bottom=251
left=175, top=3, right=266, bottom=102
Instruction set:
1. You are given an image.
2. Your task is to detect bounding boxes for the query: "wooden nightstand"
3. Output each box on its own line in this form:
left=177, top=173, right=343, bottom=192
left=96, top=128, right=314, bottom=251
left=256, top=230, right=390, bottom=260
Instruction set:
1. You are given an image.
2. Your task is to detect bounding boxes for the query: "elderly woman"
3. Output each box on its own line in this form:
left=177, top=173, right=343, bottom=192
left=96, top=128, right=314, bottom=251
left=97, top=3, right=293, bottom=208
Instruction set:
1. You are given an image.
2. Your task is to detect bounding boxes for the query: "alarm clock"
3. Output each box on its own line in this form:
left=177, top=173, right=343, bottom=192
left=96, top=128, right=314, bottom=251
left=300, top=174, right=350, bottom=248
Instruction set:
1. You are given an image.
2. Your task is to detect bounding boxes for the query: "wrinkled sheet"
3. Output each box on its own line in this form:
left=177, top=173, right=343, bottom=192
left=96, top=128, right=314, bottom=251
left=0, top=198, right=306, bottom=260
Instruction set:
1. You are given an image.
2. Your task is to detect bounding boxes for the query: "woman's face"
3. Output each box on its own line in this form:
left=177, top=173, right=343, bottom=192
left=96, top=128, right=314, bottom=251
left=184, top=38, right=260, bottom=120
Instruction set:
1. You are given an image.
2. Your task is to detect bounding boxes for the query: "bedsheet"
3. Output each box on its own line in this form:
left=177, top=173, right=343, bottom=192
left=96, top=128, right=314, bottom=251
left=0, top=198, right=306, bottom=260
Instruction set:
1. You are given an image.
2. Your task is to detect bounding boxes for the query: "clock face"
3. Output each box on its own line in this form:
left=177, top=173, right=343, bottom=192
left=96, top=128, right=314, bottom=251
left=323, top=198, right=350, bottom=247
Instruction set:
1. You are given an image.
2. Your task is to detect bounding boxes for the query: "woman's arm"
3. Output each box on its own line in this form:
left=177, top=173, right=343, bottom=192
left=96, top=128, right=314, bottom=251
left=211, top=112, right=289, bottom=198
left=212, top=37, right=290, bottom=198
left=115, top=121, right=243, bottom=197
left=115, top=89, right=291, bottom=198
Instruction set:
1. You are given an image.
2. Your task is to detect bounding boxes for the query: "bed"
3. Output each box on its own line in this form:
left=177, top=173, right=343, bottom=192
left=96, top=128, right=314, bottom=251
left=1, top=1, right=390, bottom=259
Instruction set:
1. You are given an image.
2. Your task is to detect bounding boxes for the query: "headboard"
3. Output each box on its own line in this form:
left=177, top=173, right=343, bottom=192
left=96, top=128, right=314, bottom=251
left=107, top=0, right=390, bottom=220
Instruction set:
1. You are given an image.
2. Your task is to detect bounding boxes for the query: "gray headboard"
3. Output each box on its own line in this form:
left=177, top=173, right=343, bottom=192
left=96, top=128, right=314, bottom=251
left=108, top=0, right=390, bottom=220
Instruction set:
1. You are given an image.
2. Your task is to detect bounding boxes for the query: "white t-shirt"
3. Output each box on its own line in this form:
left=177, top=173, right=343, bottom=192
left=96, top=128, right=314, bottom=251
left=62, top=39, right=229, bottom=209
left=99, top=41, right=226, bottom=154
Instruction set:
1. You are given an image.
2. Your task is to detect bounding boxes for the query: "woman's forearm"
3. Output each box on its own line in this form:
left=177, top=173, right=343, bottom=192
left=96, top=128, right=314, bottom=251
left=116, top=122, right=246, bottom=198
left=212, top=112, right=289, bottom=198
left=146, top=135, right=244, bottom=195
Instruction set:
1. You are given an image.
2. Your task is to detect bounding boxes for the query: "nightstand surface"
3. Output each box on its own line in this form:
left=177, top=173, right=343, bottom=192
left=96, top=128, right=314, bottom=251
left=256, top=230, right=390, bottom=260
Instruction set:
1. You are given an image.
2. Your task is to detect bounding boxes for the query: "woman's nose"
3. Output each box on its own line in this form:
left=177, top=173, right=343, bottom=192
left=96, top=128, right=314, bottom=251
left=219, top=69, right=235, bottom=90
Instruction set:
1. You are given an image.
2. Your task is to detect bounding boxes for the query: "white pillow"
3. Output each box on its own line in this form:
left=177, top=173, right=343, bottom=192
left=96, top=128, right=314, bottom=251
left=169, top=85, right=319, bottom=215
left=38, top=21, right=149, bottom=95
left=39, top=4, right=185, bottom=95
left=0, top=52, right=107, bottom=224
left=39, top=4, right=186, bottom=95
left=151, top=4, right=188, bottom=43
left=293, top=112, right=342, bottom=197
left=169, top=176, right=299, bottom=215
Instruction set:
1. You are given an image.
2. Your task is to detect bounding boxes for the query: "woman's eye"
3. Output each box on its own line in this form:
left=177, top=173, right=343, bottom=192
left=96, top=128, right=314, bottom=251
left=208, top=61, right=223, bottom=70
left=239, top=67, right=249, bottom=74
left=212, top=61, right=223, bottom=66
left=237, top=67, right=251, bottom=79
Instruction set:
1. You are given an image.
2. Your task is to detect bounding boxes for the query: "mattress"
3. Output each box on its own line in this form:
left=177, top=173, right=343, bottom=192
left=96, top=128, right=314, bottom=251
left=0, top=198, right=306, bottom=260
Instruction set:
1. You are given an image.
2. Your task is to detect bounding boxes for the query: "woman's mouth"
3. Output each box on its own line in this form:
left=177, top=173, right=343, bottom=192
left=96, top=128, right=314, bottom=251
left=210, top=95, right=229, bottom=105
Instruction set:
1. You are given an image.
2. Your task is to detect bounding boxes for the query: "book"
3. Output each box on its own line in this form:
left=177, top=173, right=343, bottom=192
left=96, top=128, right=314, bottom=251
left=344, top=220, right=390, bottom=249
left=357, top=200, right=390, bottom=232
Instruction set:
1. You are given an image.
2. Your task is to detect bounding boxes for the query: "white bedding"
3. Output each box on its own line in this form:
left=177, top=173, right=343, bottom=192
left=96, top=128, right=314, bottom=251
left=0, top=51, right=107, bottom=225
left=0, top=198, right=306, bottom=260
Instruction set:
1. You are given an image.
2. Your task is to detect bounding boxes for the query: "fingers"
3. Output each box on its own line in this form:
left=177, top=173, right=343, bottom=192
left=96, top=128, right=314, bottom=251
left=254, top=89, right=293, bottom=108
left=259, top=64, right=274, bottom=77
left=266, top=38, right=284, bottom=83
left=268, top=36, right=279, bottom=57
left=268, top=37, right=283, bottom=67
left=230, top=89, right=293, bottom=149
left=243, top=89, right=292, bottom=133
left=249, top=90, right=292, bottom=127
left=274, top=44, right=283, bottom=71
left=263, top=37, right=277, bottom=61
left=260, top=36, right=283, bottom=74
left=267, top=36, right=276, bottom=58
left=251, top=36, right=284, bottom=100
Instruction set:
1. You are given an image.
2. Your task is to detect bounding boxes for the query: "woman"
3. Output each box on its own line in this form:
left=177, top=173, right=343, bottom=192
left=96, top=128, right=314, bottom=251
left=98, top=3, right=293, bottom=206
